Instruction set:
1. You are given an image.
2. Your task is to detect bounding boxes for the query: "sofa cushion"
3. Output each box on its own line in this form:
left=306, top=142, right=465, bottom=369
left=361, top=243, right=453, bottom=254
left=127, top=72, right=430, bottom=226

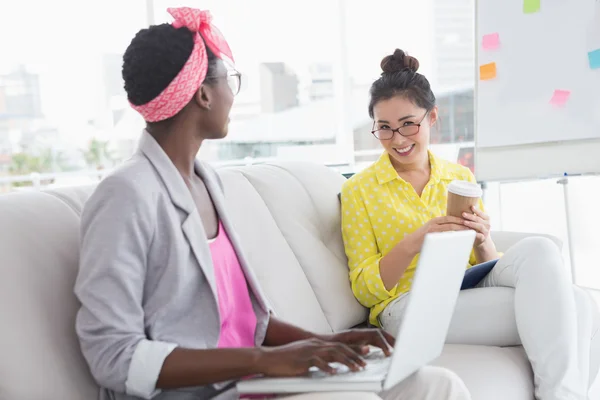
left=219, top=168, right=333, bottom=333
left=0, top=191, right=98, bottom=400
left=44, top=185, right=96, bottom=215
left=491, top=231, right=563, bottom=252
left=434, top=344, right=534, bottom=400
left=220, top=162, right=369, bottom=332
left=447, top=287, right=520, bottom=347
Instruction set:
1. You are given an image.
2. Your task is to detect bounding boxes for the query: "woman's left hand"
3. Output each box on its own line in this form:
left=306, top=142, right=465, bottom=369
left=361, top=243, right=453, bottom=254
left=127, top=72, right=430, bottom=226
left=462, top=206, right=491, bottom=247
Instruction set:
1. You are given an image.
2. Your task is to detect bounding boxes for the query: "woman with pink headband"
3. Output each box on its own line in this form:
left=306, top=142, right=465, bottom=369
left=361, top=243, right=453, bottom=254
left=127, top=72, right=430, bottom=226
left=74, top=7, right=470, bottom=400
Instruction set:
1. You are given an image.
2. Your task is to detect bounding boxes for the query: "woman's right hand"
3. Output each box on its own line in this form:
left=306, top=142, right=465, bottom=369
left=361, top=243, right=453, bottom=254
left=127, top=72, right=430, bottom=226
left=406, top=216, right=470, bottom=255
left=256, top=338, right=366, bottom=377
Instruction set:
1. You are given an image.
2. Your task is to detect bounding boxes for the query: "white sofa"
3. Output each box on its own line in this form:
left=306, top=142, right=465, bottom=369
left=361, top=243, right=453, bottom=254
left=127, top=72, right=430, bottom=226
left=0, top=161, right=596, bottom=400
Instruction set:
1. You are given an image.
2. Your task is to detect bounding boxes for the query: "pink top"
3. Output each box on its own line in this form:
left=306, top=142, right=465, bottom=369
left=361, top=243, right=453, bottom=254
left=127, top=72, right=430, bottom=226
left=209, top=222, right=257, bottom=348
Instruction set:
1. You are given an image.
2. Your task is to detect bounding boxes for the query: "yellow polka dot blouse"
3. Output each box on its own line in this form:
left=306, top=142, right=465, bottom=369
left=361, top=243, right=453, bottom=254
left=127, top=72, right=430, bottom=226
left=340, top=151, right=484, bottom=326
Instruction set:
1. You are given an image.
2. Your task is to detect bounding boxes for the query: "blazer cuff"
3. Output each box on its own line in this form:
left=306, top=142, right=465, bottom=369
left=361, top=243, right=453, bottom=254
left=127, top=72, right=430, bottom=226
left=125, top=339, right=177, bottom=399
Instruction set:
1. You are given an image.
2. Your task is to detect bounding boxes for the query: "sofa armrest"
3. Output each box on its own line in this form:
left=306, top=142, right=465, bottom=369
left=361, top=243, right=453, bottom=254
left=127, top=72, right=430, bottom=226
left=491, top=231, right=563, bottom=253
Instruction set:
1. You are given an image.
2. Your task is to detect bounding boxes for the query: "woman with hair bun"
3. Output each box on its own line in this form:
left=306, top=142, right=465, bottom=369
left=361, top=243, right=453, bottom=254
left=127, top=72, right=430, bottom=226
left=341, top=48, right=600, bottom=400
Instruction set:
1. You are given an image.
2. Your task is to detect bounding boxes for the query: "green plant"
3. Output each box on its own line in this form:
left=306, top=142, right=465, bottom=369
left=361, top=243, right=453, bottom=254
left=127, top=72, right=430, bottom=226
left=82, top=138, right=113, bottom=169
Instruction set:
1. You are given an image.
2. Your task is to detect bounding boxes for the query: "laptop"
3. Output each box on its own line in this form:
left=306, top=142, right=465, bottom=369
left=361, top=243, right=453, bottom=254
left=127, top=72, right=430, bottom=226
left=237, top=230, right=476, bottom=394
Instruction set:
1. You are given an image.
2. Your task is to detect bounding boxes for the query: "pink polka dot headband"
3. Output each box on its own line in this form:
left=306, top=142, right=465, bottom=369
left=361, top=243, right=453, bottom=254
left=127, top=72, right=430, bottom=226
left=130, top=7, right=234, bottom=122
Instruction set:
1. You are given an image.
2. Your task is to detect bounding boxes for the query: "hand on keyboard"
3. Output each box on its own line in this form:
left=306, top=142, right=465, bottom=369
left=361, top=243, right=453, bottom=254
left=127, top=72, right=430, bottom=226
left=308, top=347, right=389, bottom=374
left=363, top=346, right=387, bottom=360
left=257, top=338, right=367, bottom=378
left=320, top=362, right=351, bottom=374
left=321, top=327, right=395, bottom=358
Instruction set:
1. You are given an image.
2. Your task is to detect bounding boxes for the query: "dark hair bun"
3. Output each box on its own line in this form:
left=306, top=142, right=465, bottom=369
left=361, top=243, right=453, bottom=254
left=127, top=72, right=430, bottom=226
left=380, top=49, right=419, bottom=74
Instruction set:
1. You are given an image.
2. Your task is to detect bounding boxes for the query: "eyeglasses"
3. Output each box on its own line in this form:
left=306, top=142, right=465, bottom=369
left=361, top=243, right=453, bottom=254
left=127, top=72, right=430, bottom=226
left=371, top=112, right=428, bottom=140
left=206, top=70, right=242, bottom=96
left=226, top=70, right=242, bottom=95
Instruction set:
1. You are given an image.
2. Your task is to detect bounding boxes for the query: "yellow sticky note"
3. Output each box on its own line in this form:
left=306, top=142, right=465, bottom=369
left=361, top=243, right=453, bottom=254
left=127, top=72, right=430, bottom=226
left=479, top=62, right=497, bottom=81
left=523, top=0, right=540, bottom=14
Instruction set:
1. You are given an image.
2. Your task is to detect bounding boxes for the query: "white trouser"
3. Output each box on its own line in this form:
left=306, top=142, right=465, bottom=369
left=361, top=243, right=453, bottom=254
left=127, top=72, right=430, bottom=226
left=280, top=366, right=470, bottom=400
left=380, top=237, right=600, bottom=400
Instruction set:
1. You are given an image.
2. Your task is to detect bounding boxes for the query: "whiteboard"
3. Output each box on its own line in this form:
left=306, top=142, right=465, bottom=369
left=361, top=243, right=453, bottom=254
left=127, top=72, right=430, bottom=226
left=475, top=0, right=600, bottom=182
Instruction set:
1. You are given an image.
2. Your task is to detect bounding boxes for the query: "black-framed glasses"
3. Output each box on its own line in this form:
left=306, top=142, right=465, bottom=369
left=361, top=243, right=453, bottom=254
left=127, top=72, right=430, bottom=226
left=371, top=112, right=428, bottom=140
left=206, top=70, right=242, bottom=96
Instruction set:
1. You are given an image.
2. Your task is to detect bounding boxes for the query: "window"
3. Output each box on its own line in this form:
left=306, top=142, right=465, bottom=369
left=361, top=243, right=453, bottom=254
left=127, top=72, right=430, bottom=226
left=0, top=0, right=146, bottom=192
left=0, top=0, right=474, bottom=189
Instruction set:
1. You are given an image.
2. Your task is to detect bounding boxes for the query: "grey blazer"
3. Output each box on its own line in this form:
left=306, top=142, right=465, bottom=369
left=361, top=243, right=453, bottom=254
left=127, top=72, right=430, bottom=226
left=75, top=131, right=272, bottom=400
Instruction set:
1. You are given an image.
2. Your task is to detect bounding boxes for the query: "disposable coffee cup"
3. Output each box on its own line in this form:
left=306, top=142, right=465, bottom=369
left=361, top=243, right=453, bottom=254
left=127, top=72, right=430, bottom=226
left=446, top=180, right=483, bottom=218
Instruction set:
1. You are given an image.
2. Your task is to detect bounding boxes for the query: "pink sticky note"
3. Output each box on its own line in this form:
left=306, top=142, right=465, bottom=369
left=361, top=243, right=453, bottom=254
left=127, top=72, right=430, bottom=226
left=482, top=33, right=500, bottom=50
left=549, top=90, right=571, bottom=107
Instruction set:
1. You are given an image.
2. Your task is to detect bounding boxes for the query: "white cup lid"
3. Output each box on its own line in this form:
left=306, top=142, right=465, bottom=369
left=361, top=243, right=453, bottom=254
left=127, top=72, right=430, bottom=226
left=447, top=180, right=482, bottom=198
